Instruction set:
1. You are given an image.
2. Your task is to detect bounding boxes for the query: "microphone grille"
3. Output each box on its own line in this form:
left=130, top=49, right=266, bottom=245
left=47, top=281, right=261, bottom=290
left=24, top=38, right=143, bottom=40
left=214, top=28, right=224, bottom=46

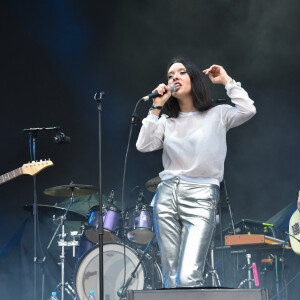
left=169, top=84, right=177, bottom=94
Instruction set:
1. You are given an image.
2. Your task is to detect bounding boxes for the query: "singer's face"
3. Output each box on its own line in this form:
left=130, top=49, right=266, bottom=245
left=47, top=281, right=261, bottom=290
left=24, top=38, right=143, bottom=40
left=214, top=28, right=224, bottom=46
left=167, top=63, right=192, bottom=98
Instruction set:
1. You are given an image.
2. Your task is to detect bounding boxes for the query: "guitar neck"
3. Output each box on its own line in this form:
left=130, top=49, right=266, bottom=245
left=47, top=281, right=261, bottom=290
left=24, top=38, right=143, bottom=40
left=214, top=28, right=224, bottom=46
left=0, top=167, right=23, bottom=184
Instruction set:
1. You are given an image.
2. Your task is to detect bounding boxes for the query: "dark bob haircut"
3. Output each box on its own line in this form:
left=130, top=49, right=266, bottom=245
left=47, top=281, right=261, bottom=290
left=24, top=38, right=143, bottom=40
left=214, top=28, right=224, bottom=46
left=164, top=57, right=216, bottom=118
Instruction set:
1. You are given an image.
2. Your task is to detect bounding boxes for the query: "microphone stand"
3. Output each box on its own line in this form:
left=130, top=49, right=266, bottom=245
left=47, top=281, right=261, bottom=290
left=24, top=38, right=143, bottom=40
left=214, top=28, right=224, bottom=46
left=222, top=179, right=236, bottom=235
left=22, top=126, right=61, bottom=300
left=30, top=130, right=38, bottom=300
left=94, top=92, right=105, bottom=300
left=117, top=234, right=156, bottom=298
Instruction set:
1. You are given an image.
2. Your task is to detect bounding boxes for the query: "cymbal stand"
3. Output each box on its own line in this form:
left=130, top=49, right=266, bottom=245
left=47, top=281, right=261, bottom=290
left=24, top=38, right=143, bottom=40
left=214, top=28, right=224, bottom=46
left=46, top=188, right=78, bottom=300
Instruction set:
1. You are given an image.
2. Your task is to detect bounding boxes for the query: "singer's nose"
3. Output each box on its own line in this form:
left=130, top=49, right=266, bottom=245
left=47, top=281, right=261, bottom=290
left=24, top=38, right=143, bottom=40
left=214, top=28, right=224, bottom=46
left=172, top=73, right=178, bottom=81
left=172, top=72, right=181, bottom=82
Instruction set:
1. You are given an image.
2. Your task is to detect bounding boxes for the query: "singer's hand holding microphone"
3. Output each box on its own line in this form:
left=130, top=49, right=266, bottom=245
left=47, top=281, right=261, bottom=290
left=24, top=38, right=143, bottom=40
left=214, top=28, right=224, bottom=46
left=142, top=83, right=177, bottom=116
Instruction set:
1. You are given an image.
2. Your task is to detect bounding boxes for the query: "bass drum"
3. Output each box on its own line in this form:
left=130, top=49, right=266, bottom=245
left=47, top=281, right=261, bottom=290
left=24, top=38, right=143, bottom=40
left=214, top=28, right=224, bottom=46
left=75, top=243, right=162, bottom=300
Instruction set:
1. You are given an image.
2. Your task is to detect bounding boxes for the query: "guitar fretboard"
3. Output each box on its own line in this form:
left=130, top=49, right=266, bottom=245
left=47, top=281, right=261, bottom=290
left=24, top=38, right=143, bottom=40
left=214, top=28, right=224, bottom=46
left=0, top=167, right=23, bottom=184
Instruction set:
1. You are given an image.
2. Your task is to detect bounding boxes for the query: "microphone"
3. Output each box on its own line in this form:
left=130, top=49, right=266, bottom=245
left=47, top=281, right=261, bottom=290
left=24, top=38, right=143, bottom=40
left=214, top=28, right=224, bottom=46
left=107, top=190, right=115, bottom=204
left=53, top=132, right=71, bottom=144
left=141, top=84, right=177, bottom=101
left=117, top=275, right=134, bottom=298
left=137, top=190, right=145, bottom=203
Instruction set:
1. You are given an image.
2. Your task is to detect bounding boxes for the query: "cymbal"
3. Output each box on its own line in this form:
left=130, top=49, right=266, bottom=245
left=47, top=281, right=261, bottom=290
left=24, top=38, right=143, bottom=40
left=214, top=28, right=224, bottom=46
left=44, top=184, right=98, bottom=197
left=145, top=176, right=161, bottom=192
left=24, top=204, right=87, bottom=222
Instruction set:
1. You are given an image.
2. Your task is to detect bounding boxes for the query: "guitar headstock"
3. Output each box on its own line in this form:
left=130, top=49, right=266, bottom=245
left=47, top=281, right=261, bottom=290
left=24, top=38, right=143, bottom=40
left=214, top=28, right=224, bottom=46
left=22, top=160, right=54, bottom=176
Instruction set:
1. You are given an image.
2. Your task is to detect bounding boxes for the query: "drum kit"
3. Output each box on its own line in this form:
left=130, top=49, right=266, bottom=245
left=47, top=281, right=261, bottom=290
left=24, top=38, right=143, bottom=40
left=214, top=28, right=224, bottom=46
left=25, top=178, right=163, bottom=300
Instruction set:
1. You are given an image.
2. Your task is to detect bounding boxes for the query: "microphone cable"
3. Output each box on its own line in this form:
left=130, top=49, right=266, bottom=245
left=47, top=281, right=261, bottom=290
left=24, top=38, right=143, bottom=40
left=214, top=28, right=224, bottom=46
left=119, top=97, right=144, bottom=299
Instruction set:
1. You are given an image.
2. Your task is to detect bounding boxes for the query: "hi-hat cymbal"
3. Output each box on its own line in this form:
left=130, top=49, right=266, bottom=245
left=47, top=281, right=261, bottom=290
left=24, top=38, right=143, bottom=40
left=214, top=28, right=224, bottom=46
left=145, top=176, right=161, bottom=192
left=24, top=204, right=87, bottom=222
left=44, top=184, right=98, bottom=197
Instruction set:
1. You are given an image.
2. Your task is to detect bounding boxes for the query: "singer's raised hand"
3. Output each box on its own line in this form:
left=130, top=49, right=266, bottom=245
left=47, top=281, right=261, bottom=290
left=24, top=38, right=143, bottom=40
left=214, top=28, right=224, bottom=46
left=203, top=65, right=231, bottom=86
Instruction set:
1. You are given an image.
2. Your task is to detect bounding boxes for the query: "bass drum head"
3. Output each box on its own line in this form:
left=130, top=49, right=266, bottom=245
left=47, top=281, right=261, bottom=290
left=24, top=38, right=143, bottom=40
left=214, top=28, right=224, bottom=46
left=75, top=243, right=145, bottom=300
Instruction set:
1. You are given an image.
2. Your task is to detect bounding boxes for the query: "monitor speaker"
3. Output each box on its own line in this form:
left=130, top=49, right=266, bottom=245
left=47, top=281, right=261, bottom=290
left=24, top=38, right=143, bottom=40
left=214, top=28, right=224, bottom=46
left=127, top=288, right=269, bottom=300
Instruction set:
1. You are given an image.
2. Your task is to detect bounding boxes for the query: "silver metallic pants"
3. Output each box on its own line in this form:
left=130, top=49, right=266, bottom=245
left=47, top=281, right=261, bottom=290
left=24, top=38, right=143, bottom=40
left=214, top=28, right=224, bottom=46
left=153, top=177, right=219, bottom=288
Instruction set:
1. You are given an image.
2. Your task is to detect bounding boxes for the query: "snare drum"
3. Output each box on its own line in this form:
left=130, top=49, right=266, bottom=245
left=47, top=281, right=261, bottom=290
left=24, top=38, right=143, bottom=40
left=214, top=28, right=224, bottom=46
left=127, top=206, right=154, bottom=244
left=85, top=205, right=121, bottom=243
left=74, top=243, right=162, bottom=300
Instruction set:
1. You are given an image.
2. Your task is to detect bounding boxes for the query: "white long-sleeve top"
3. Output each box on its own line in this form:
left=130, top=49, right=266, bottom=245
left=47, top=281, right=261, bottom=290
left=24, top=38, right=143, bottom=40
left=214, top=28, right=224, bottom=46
left=136, top=81, right=256, bottom=184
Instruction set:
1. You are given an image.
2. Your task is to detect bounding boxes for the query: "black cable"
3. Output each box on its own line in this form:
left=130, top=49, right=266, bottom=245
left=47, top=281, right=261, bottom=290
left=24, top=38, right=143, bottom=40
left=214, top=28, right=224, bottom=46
left=120, top=98, right=144, bottom=298
left=281, top=244, right=287, bottom=300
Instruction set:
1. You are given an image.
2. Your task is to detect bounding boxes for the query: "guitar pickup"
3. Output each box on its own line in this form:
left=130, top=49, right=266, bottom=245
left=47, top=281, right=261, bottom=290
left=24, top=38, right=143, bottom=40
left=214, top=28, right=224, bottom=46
left=292, top=222, right=300, bottom=236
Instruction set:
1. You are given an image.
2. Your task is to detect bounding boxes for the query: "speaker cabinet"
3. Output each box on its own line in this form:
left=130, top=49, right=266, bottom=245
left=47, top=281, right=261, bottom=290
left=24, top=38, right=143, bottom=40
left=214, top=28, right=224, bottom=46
left=127, top=288, right=269, bottom=300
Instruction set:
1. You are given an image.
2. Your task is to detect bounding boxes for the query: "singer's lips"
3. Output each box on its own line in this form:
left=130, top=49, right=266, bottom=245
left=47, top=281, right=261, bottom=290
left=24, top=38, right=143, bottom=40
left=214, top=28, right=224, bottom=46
left=174, top=82, right=182, bottom=90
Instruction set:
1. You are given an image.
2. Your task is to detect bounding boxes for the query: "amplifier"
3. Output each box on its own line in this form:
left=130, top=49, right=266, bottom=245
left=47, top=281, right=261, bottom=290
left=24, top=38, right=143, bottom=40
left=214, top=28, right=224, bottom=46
left=222, top=219, right=272, bottom=235
left=127, top=288, right=269, bottom=300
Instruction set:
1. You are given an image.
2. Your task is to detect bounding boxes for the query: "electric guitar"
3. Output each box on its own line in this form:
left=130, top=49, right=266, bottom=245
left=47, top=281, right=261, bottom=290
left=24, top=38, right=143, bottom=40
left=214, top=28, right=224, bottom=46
left=289, top=209, right=300, bottom=255
left=0, top=160, right=54, bottom=185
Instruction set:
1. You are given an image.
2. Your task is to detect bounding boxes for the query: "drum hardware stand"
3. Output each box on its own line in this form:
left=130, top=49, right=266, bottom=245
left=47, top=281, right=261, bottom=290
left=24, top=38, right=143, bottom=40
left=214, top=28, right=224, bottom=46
left=56, top=282, right=76, bottom=299
left=204, top=229, right=221, bottom=287
left=133, top=190, right=145, bottom=216
left=238, top=253, right=254, bottom=289
left=204, top=183, right=226, bottom=287
left=117, top=234, right=157, bottom=298
left=94, top=91, right=105, bottom=300
left=46, top=187, right=79, bottom=300
left=22, top=126, right=61, bottom=300
left=107, top=189, right=115, bottom=205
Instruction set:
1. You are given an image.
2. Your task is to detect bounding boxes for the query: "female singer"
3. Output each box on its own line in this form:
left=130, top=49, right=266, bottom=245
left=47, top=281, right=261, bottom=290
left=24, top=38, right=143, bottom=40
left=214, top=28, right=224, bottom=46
left=136, top=58, right=256, bottom=288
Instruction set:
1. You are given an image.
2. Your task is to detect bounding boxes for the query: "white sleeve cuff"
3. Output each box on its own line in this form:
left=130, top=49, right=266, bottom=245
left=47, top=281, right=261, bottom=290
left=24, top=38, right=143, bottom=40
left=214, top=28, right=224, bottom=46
left=225, top=80, right=241, bottom=91
left=147, top=112, right=159, bottom=121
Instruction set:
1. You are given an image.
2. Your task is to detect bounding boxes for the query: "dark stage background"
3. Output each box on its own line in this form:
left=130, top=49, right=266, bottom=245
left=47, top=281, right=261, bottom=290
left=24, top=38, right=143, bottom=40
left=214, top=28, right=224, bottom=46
left=0, top=1, right=299, bottom=299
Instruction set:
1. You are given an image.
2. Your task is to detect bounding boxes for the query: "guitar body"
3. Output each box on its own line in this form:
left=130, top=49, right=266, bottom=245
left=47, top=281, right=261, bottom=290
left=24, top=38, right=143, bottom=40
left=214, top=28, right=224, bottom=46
left=289, top=209, right=300, bottom=255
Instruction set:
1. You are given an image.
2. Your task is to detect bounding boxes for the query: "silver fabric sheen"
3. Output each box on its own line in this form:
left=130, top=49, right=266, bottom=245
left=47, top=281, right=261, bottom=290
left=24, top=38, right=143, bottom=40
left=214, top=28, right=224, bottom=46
left=153, top=177, right=219, bottom=288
